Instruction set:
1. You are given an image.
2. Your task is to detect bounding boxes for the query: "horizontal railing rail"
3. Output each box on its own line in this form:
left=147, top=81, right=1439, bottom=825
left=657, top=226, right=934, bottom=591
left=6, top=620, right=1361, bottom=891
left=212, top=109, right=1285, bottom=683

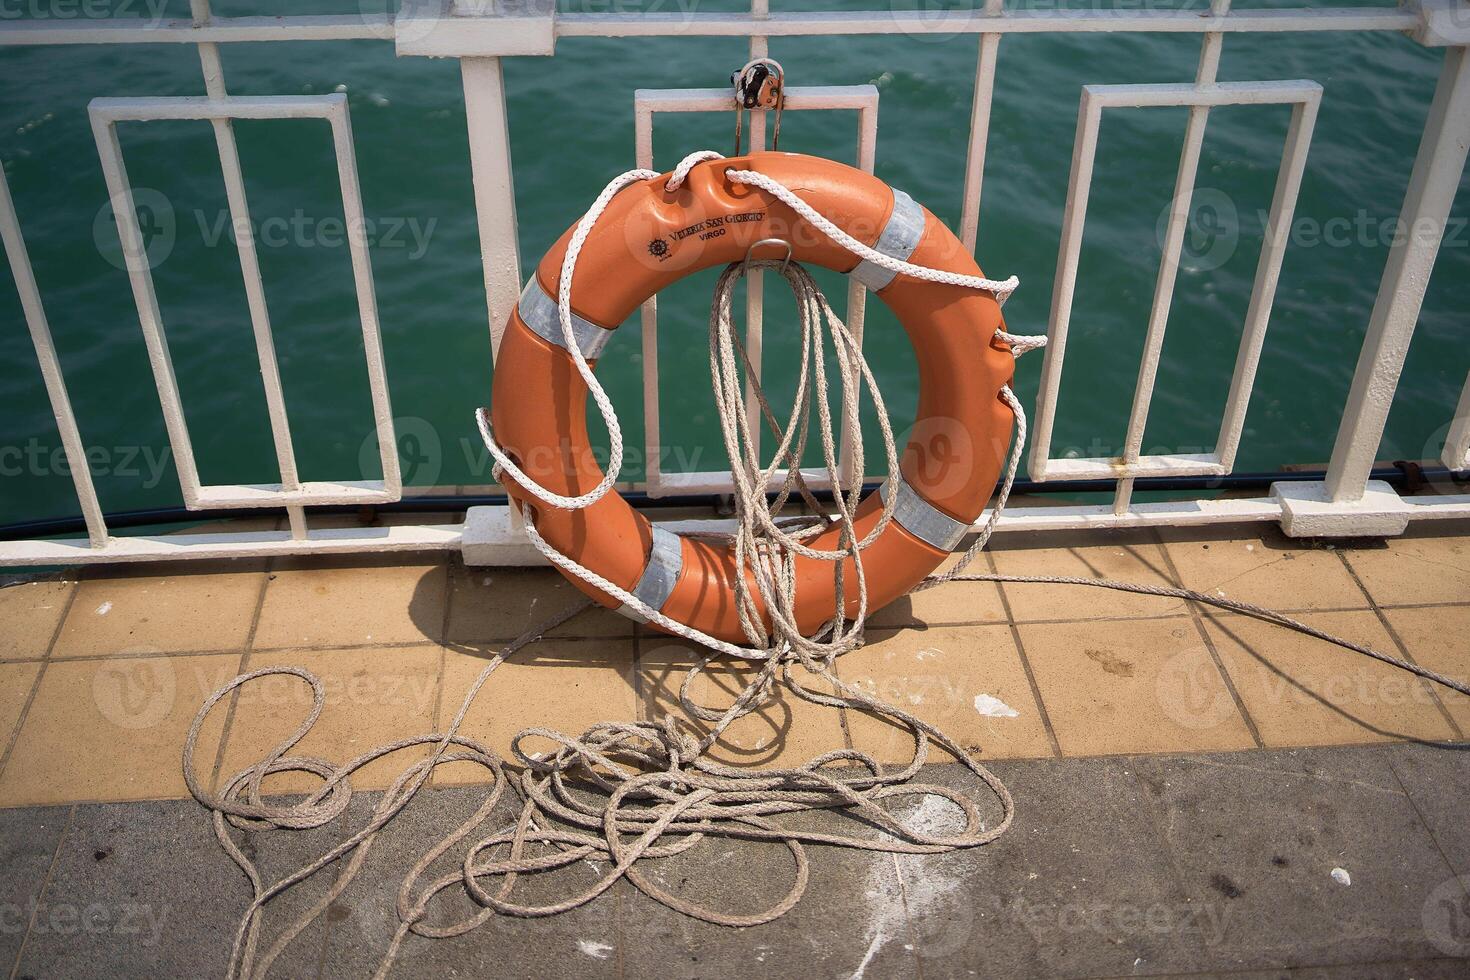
left=0, top=0, right=1467, bottom=569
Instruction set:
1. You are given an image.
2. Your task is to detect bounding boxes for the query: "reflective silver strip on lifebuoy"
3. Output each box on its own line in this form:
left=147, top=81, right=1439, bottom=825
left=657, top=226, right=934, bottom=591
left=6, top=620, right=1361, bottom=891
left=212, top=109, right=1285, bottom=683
left=517, top=277, right=614, bottom=359
left=616, top=525, right=684, bottom=623
left=879, top=476, right=970, bottom=552
left=850, top=188, right=925, bottom=292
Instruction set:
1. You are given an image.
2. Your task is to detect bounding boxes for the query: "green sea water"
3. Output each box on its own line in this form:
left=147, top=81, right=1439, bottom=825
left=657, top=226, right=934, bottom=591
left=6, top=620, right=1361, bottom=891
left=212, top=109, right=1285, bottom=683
left=1, top=0, right=1467, bottom=527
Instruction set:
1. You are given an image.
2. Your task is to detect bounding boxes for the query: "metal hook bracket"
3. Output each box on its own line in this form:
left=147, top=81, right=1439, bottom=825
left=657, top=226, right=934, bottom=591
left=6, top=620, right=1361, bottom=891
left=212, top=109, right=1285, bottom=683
left=731, top=58, right=785, bottom=156
left=741, top=237, right=793, bottom=276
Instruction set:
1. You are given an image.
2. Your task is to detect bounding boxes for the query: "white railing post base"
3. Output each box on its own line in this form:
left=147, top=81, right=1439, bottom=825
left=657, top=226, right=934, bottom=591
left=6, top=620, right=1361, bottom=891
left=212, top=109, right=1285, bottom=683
left=462, top=506, right=547, bottom=566
left=1273, top=480, right=1412, bottom=538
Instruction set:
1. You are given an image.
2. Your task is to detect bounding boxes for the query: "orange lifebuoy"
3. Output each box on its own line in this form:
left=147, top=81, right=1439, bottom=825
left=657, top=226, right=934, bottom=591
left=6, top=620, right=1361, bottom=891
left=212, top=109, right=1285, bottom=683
left=490, top=152, right=1016, bottom=644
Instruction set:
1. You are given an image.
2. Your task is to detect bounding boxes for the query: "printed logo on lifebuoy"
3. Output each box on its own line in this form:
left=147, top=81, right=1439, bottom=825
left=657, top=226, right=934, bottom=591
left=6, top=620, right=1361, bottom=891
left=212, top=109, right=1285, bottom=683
left=620, top=197, right=769, bottom=274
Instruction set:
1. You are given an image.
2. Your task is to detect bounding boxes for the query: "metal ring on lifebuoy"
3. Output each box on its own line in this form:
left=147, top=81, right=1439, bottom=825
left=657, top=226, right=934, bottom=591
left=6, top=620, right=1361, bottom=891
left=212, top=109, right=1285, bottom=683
left=490, top=152, right=1016, bottom=644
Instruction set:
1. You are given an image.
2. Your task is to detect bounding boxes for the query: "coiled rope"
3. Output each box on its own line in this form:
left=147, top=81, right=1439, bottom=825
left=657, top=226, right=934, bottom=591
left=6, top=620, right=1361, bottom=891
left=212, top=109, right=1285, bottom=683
left=186, top=151, right=1470, bottom=979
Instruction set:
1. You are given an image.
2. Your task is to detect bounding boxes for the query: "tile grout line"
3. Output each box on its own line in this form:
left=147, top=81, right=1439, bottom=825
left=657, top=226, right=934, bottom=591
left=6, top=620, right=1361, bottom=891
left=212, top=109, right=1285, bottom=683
left=1334, top=550, right=1465, bottom=741
left=434, top=559, right=454, bottom=733
left=7, top=802, right=76, bottom=980
left=428, top=560, right=456, bottom=790
left=1122, top=763, right=1200, bottom=911
left=207, top=563, right=275, bottom=794
left=1381, top=747, right=1470, bottom=897
left=1150, top=529, right=1265, bottom=750
left=986, top=550, right=1063, bottom=759
left=0, top=578, right=81, bottom=790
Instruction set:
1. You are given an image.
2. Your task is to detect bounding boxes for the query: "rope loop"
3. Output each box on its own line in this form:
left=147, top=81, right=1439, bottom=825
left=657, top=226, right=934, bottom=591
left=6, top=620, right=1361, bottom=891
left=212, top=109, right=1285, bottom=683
left=182, top=150, right=1470, bottom=980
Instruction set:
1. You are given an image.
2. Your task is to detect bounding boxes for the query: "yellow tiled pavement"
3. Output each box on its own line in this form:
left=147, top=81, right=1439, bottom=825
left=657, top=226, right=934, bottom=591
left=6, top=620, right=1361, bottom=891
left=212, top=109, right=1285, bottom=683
left=1342, top=521, right=1470, bottom=606
left=0, top=522, right=1464, bottom=807
left=0, top=653, right=239, bottom=805
left=437, top=637, right=637, bottom=784
left=54, top=562, right=265, bottom=658
left=0, top=576, right=72, bottom=661
left=216, top=644, right=444, bottom=795
left=1158, top=526, right=1367, bottom=611
left=1018, top=616, right=1258, bottom=756
left=1380, top=604, right=1470, bottom=734
left=447, top=565, right=634, bottom=642
left=836, top=625, right=1053, bottom=763
left=253, top=556, right=447, bottom=650
left=0, top=662, right=41, bottom=752
left=1202, top=609, right=1458, bottom=747
left=989, top=528, right=1187, bottom=622
left=865, top=553, right=1009, bottom=628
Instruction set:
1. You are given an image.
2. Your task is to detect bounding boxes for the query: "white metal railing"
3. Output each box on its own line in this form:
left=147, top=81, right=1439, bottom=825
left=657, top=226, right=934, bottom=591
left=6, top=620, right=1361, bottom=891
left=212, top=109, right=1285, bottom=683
left=0, top=0, right=1467, bottom=570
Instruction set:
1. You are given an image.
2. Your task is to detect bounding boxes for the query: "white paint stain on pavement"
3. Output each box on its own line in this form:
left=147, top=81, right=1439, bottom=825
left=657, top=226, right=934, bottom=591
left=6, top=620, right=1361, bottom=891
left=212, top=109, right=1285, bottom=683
left=577, top=940, right=613, bottom=959
left=973, top=693, right=1018, bottom=718
left=850, top=925, right=884, bottom=980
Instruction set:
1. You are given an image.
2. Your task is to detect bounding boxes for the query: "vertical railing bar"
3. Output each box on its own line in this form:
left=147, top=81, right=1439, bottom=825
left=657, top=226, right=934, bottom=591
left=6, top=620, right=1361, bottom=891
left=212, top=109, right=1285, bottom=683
left=212, top=121, right=309, bottom=509
left=1114, top=21, right=1225, bottom=511
left=327, top=101, right=400, bottom=498
left=1216, top=91, right=1320, bottom=469
left=743, top=2, right=769, bottom=471
left=838, top=99, right=878, bottom=490
left=461, top=56, right=522, bottom=522
left=958, top=0, right=1004, bottom=254
left=192, top=1, right=303, bottom=503
left=1027, top=92, right=1104, bottom=481
left=461, top=57, right=523, bottom=362
left=635, top=101, right=664, bottom=494
left=88, top=110, right=204, bottom=506
left=1112, top=479, right=1133, bottom=515
left=1443, top=373, right=1470, bottom=471
left=1326, top=46, right=1470, bottom=502
left=0, top=168, right=109, bottom=548
left=286, top=505, right=308, bottom=540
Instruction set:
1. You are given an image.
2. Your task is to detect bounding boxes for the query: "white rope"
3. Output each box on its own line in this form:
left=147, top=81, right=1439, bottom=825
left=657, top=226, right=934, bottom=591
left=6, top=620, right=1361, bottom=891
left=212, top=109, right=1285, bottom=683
left=473, top=165, right=659, bottom=511
left=725, top=167, right=1019, bottom=301
left=183, top=150, right=1470, bottom=979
